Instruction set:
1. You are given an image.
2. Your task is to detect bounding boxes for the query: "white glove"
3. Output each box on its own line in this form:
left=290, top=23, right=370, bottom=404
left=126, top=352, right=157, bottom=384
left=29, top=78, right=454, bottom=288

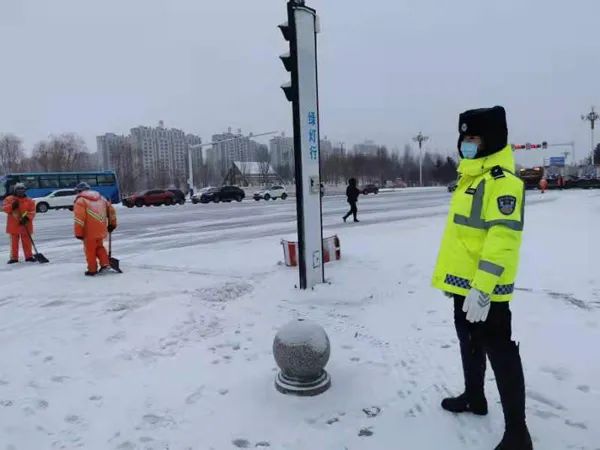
left=463, top=288, right=491, bottom=323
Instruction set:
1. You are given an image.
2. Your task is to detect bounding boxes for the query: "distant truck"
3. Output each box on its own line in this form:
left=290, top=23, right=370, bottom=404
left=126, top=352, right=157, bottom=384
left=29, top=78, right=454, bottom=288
left=519, top=167, right=544, bottom=190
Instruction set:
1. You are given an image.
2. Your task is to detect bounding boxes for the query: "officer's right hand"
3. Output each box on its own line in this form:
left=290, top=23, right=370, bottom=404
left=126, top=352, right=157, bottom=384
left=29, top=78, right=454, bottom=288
left=107, top=224, right=116, bottom=233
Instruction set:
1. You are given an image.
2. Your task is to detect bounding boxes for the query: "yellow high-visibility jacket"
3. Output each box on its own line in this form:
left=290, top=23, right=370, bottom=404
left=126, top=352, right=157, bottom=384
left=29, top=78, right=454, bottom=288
left=432, top=145, right=525, bottom=301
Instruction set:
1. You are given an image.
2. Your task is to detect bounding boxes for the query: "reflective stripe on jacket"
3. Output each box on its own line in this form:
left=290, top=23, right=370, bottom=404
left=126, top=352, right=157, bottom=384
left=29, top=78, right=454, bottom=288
left=73, top=190, right=117, bottom=240
left=432, top=145, right=525, bottom=302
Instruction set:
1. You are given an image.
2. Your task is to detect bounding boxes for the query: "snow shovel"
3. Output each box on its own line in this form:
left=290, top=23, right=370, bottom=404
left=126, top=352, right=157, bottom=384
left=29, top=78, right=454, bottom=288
left=108, top=232, right=122, bottom=273
left=23, top=225, right=49, bottom=264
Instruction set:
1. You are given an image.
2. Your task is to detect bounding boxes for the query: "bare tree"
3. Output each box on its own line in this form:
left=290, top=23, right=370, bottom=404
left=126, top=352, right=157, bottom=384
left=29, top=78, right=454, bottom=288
left=19, top=156, right=39, bottom=172
left=319, top=143, right=455, bottom=188
left=0, top=134, right=25, bottom=173
left=111, top=141, right=142, bottom=195
left=257, top=151, right=272, bottom=186
left=32, top=133, right=91, bottom=172
left=276, top=164, right=293, bottom=183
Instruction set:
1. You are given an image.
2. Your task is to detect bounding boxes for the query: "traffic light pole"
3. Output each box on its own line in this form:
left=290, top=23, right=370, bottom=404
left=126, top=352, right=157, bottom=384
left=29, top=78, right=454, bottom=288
left=514, top=141, right=576, bottom=166
left=280, top=0, right=324, bottom=290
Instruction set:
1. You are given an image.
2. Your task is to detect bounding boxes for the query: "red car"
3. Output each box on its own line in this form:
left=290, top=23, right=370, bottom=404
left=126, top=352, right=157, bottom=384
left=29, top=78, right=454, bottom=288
left=122, top=189, right=176, bottom=208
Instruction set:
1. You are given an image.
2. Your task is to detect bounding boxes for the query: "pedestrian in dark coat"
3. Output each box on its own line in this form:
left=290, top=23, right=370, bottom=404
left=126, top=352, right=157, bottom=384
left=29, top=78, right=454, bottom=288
left=343, top=178, right=360, bottom=223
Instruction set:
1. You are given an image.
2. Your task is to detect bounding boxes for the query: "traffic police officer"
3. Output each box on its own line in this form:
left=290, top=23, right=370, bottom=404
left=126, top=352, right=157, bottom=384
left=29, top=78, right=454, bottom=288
left=432, top=106, right=532, bottom=449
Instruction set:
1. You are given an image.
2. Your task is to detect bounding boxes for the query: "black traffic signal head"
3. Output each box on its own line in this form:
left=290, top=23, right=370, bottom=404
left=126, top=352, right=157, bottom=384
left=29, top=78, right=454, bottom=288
left=281, top=81, right=295, bottom=102
left=278, top=17, right=296, bottom=103
left=278, top=22, right=291, bottom=41
left=280, top=52, right=293, bottom=72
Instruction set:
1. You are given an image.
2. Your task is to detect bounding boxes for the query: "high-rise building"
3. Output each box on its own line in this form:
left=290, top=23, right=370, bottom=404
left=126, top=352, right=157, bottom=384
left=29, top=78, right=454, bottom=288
left=96, top=133, right=130, bottom=170
left=353, top=140, right=380, bottom=156
left=129, top=121, right=201, bottom=183
left=207, top=128, right=262, bottom=176
left=269, top=133, right=294, bottom=170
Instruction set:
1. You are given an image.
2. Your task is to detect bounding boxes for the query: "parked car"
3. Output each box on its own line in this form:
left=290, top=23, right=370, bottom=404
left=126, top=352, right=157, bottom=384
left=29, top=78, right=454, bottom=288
left=167, top=189, right=186, bottom=205
left=447, top=180, right=458, bottom=193
left=253, top=185, right=288, bottom=201
left=563, top=176, right=580, bottom=189
left=122, top=189, right=176, bottom=208
left=194, top=186, right=245, bottom=204
left=34, top=188, right=78, bottom=213
left=191, top=187, right=212, bottom=203
left=577, top=178, right=600, bottom=189
left=362, top=184, right=379, bottom=195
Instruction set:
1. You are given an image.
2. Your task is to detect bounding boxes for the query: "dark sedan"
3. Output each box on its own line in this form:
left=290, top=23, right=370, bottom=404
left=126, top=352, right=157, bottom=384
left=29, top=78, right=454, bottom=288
left=577, top=178, right=600, bottom=189
left=193, top=186, right=245, bottom=204
left=362, top=184, right=379, bottom=195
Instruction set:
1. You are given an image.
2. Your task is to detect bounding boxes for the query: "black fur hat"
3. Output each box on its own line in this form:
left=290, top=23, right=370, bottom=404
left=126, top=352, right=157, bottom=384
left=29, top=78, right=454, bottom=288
left=458, top=106, right=508, bottom=158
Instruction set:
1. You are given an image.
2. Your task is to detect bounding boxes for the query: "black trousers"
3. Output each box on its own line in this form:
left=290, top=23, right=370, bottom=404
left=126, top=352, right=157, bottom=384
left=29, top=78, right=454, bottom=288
left=343, top=201, right=358, bottom=221
left=453, top=295, right=527, bottom=431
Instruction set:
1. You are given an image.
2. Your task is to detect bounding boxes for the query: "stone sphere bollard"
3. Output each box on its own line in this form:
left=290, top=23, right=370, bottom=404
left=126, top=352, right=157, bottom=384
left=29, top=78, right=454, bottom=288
left=273, top=318, right=331, bottom=396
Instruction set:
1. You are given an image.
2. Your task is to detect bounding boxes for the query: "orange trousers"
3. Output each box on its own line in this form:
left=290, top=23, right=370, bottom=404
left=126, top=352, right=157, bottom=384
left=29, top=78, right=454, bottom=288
left=83, top=237, right=109, bottom=273
left=10, top=233, right=33, bottom=260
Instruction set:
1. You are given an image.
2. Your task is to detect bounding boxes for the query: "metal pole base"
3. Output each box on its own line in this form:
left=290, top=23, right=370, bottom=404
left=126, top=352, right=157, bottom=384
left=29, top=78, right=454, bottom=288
left=275, top=370, right=331, bottom=396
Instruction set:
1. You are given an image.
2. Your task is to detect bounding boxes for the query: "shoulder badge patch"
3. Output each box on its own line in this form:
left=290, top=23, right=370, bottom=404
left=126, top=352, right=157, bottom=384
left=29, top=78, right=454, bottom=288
left=491, top=166, right=505, bottom=179
left=497, top=195, right=517, bottom=215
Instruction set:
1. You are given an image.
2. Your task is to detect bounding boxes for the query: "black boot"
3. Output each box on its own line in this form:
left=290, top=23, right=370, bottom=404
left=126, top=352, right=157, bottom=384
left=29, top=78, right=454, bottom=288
left=495, top=427, right=532, bottom=450
left=85, top=271, right=97, bottom=276
left=25, top=257, right=36, bottom=262
left=487, top=339, right=528, bottom=440
left=7, top=259, right=18, bottom=264
left=447, top=297, right=488, bottom=415
left=441, top=392, right=488, bottom=415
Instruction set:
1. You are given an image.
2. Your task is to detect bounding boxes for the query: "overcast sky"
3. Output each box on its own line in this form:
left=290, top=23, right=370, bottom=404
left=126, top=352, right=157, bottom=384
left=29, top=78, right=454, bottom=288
left=1, top=0, right=599, bottom=167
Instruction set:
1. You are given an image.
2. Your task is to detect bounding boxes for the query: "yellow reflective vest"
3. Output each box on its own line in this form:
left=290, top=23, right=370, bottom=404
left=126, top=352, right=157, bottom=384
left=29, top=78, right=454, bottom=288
left=432, top=145, right=525, bottom=302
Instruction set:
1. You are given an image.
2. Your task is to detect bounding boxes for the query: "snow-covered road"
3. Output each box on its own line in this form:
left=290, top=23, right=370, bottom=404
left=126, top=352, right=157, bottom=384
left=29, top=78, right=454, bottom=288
left=0, top=188, right=598, bottom=450
left=29, top=189, right=453, bottom=261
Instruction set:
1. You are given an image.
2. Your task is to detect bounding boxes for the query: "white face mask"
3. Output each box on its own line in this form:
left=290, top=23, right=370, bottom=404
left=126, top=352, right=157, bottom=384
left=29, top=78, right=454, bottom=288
left=460, top=141, right=479, bottom=159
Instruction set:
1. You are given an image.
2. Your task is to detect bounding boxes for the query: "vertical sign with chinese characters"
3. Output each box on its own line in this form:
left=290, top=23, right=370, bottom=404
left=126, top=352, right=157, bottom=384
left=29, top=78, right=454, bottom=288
left=292, top=4, right=324, bottom=289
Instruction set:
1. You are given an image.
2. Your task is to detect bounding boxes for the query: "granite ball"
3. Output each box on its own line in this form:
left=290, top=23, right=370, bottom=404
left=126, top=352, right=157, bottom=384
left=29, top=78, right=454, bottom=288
left=273, top=319, right=330, bottom=379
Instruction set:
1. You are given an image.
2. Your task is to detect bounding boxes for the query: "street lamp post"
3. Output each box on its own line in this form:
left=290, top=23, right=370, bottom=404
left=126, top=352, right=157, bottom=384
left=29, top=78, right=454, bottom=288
left=581, top=106, right=599, bottom=165
left=187, top=144, right=196, bottom=195
left=413, top=132, right=429, bottom=187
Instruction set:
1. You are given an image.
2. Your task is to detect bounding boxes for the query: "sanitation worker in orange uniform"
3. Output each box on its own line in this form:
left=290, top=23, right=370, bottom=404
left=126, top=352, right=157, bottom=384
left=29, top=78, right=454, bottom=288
left=3, top=182, right=36, bottom=264
left=73, top=182, right=117, bottom=276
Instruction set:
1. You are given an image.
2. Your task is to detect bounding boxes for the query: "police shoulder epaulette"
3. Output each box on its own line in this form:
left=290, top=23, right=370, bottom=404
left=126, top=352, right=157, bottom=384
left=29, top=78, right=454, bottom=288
left=491, top=166, right=505, bottom=179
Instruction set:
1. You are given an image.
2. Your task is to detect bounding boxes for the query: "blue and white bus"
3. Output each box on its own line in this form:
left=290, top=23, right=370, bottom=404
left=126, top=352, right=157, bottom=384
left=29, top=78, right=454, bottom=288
left=0, top=171, right=120, bottom=203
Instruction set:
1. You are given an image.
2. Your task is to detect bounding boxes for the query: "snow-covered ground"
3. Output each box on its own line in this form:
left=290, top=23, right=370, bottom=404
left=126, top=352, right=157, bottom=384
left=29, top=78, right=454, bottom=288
left=0, top=189, right=598, bottom=449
